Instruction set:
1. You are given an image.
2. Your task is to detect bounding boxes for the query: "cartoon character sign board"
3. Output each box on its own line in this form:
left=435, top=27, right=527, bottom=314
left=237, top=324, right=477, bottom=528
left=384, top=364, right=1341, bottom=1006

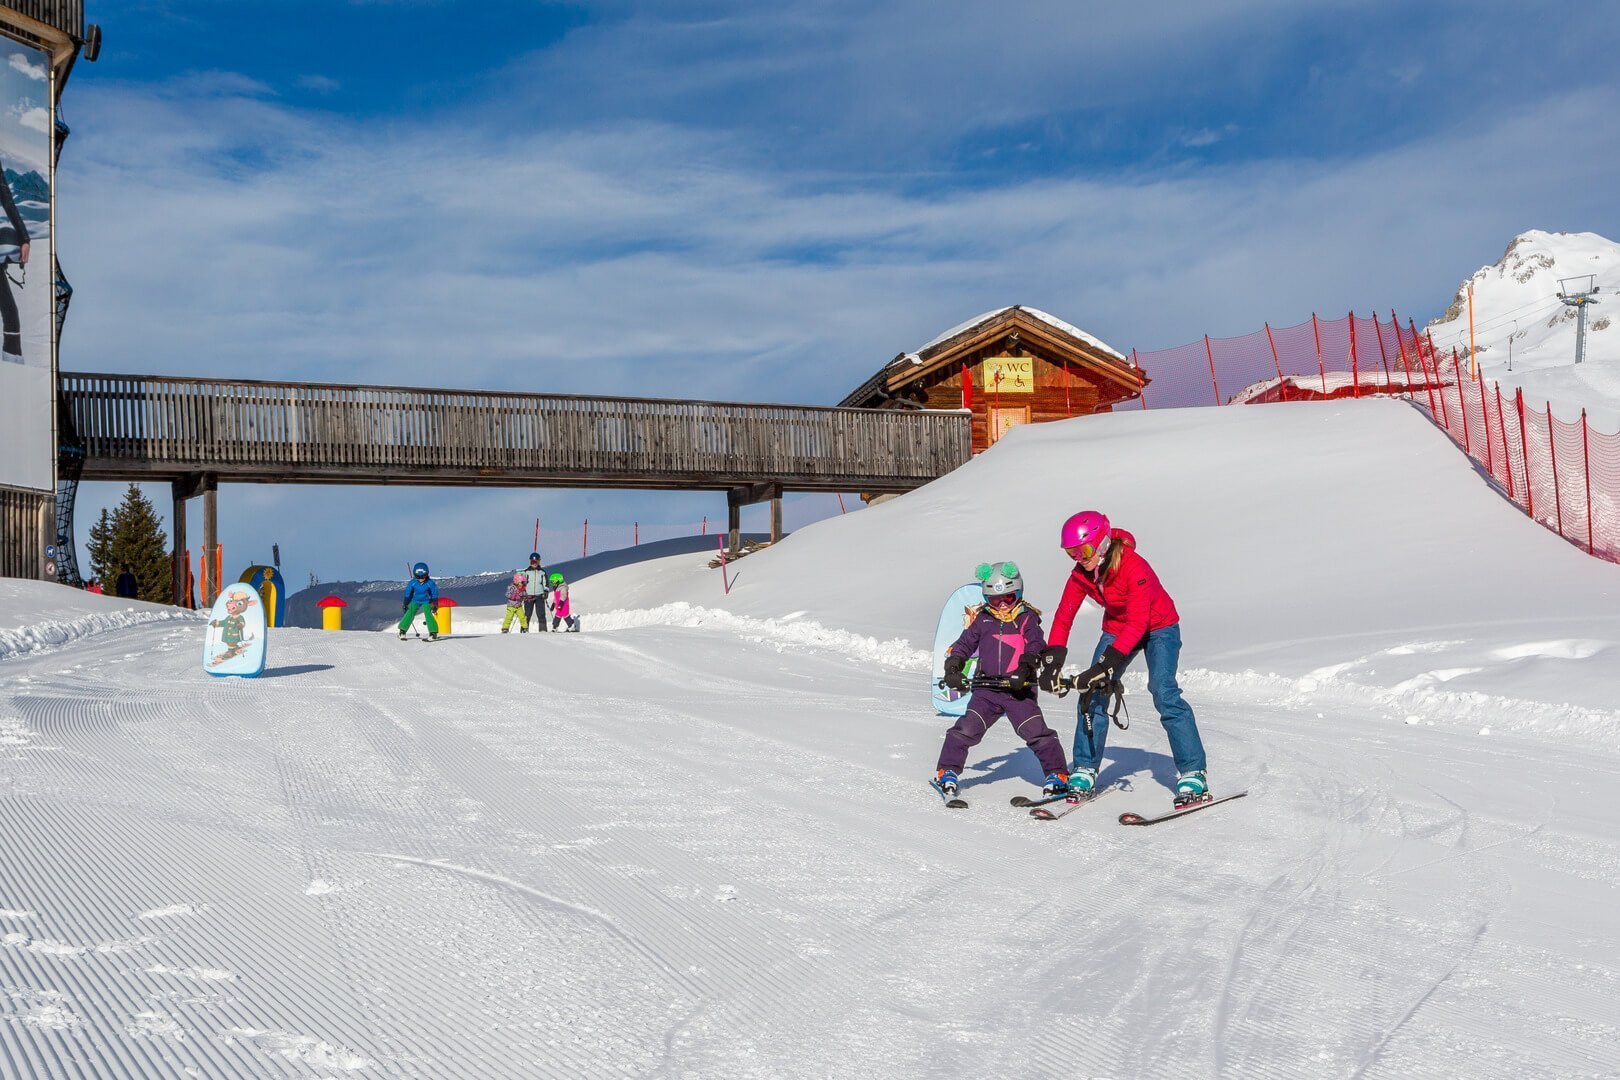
left=202, top=583, right=267, bottom=677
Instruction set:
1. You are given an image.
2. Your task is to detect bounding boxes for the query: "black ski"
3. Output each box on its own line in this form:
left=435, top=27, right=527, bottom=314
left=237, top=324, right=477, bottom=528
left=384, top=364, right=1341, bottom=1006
left=929, top=778, right=969, bottom=810
left=1118, top=790, right=1248, bottom=826
left=1030, top=782, right=1124, bottom=820
left=1009, top=791, right=1072, bottom=809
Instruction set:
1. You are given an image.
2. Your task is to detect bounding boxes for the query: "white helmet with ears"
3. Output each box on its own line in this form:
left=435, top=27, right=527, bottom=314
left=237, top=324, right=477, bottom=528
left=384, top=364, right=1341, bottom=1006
left=975, top=560, right=1023, bottom=600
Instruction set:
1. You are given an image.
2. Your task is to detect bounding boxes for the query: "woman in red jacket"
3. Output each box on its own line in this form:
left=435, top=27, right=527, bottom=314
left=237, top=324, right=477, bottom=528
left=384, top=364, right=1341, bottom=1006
left=1036, top=510, right=1210, bottom=807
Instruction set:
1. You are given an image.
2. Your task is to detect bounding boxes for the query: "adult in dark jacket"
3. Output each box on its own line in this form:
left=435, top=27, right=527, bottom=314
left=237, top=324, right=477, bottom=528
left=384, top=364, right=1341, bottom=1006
left=114, top=564, right=138, bottom=599
left=520, top=552, right=549, bottom=632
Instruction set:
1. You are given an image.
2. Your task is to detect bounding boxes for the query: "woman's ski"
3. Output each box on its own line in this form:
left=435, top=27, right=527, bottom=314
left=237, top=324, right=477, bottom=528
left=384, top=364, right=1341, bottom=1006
left=1029, top=783, right=1125, bottom=820
left=1118, top=790, right=1248, bottom=826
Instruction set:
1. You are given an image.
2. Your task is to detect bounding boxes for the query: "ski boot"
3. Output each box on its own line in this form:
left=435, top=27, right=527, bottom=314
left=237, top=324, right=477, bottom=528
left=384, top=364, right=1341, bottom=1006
left=1042, top=772, right=1070, bottom=798
left=1065, top=766, right=1098, bottom=801
left=935, top=769, right=959, bottom=798
left=1174, top=770, right=1210, bottom=808
left=520, top=625, right=529, bottom=633
left=428, top=632, right=440, bottom=642
left=397, top=630, right=407, bottom=641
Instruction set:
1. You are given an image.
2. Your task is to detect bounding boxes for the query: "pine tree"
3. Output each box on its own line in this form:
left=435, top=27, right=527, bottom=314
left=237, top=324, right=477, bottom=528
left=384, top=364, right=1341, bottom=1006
left=103, top=485, right=171, bottom=604
left=85, top=507, right=114, bottom=589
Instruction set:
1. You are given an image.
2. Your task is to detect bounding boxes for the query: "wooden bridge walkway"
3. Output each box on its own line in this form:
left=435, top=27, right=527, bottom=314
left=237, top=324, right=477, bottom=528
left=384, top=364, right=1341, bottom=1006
left=58, top=372, right=971, bottom=601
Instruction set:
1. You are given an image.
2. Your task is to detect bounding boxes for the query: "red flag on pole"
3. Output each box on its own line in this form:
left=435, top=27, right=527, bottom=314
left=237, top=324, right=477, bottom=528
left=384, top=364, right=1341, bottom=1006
left=961, top=362, right=973, bottom=410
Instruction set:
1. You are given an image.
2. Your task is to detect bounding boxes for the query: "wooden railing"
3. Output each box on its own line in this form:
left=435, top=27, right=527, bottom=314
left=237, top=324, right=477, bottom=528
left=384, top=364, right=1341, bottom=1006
left=59, top=373, right=971, bottom=492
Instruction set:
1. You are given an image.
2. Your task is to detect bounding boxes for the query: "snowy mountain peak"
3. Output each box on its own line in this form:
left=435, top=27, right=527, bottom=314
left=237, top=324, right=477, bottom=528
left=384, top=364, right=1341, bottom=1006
left=1425, top=230, right=1620, bottom=424
left=1432, top=230, right=1616, bottom=328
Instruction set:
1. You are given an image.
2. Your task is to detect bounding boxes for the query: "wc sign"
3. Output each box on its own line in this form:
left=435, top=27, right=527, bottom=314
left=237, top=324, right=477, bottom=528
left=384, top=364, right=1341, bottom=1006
left=982, top=356, right=1034, bottom=393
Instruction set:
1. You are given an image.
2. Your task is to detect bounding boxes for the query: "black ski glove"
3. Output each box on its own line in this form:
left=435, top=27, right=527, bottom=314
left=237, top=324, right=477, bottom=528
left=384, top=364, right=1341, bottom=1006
left=1036, top=646, right=1067, bottom=693
left=402, top=600, right=409, bottom=614
left=430, top=599, right=440, bottom=613
left=1075, top=646, right=1129, bottom=689
left=1009, top=659, right=1039, bottom=696
left=942, top=654, right=968, bottom=691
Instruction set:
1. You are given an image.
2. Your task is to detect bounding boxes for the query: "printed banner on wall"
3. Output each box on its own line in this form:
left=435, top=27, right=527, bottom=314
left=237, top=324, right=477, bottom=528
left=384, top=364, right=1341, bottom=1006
left=0, top=34, right=52, bottom=491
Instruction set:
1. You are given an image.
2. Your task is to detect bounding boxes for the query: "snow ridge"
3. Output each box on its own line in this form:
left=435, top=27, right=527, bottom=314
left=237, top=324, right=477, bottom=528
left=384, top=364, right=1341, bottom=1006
left=0, top=605, right=197, bottom=663
left=584, top=602, right=930, bottom=669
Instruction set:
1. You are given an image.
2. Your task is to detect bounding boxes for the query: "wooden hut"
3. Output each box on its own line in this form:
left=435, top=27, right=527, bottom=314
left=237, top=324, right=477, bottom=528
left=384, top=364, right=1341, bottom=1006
left=839, top=306, right=1145, bottom=454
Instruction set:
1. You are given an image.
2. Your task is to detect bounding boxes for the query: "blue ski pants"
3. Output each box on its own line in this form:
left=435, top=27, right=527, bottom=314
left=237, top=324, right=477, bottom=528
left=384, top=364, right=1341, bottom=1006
left=1073, top=623, right=1206, bottom=775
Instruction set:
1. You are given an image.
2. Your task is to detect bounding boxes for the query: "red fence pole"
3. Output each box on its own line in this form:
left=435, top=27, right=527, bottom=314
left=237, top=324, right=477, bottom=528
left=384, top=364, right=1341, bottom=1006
left=1547, top=402, right=1564, bottom=539
left=701, top=515, right=707, bottom=535
left=582, top=520, right=588, bottom=558
left=1348, top=312, right=1360, bottom=399
left=1582, top=408, right=1594, bottom=555
left=1203, top=335, right=1221, bottom=405
left=634, top=522, right=639, bottom=546
left=1452, top=351, right=1471, bottom=453
left=533, top=517, right=540, bottom=553
left=1312, top=313, right=1327, bottom=395
left=1373, top=312, right=1393, bottom=390
left=1474, top=359, right=1493, bottom=477
left=1517, top=388, right=1533, bottom=518
left=1494, top=382, right=1514, bottom=500
left=1394, top=314, right=1430, bottom=414
left=837, top=494, right=846, bottom=514
left=1424, top=327, right=1448, bottom=428
left=1264, top=322, right=1285, bottom=386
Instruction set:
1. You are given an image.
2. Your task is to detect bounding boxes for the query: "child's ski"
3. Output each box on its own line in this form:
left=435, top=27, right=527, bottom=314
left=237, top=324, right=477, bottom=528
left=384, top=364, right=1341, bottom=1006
left=1029, top=783, right=1124, bottom=820
left=1118, top=790, right=1248, bottom=826
left=929, top=778, right=969, bottom=810
left=1009, top=791, right=1072, bottom=809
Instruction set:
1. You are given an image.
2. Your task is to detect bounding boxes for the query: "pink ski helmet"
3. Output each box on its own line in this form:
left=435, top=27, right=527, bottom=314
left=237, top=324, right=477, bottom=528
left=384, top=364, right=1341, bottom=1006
left=512, top=572, right=527, bottom=586
left=1060, top=510, right=1111, bottom=561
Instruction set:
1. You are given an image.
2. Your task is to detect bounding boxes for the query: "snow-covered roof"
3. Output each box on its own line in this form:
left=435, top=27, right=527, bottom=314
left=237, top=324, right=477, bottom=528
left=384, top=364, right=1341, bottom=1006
left=895, top=305, right=1126, bottom=367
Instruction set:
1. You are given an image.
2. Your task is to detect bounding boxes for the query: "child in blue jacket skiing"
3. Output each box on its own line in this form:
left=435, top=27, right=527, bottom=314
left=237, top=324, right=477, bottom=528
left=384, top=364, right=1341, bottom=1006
left=398, top=562, right=440, bottom=640
left=934, top=561, right=1069, bottom=799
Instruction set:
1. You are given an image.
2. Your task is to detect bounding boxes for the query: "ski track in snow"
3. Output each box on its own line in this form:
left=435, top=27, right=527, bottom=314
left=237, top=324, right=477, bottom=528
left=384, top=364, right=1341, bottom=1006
left=0, top=608, right=1618, bottom=1076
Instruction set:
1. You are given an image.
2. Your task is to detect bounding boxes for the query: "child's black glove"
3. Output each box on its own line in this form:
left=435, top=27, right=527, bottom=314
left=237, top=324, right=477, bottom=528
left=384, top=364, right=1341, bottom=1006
left=942, top=655, right=968, bottom=691
left=1036, top=647, right=1067, bottom=692
left=402, top=600, right=409, bottom=613
left=1009, top=659, right=1039, bottom=695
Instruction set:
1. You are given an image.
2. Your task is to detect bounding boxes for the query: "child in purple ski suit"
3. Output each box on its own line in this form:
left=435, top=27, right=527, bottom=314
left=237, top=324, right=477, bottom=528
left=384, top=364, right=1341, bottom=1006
left=934, top=561, right=1069, bottom=798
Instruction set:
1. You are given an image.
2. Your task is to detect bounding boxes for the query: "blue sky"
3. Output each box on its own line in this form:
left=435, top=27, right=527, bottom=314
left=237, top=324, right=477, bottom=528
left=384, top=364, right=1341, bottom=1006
left=57, top=0, right=1620, bottom=585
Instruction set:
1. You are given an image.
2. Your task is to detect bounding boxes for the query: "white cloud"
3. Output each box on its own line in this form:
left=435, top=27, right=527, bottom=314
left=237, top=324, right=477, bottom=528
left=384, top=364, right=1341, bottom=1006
left=296, top=74, right=340, bottom=94
left=18, top=106, right=49, bottom=133
left=8, top=52, right=46, bottom=81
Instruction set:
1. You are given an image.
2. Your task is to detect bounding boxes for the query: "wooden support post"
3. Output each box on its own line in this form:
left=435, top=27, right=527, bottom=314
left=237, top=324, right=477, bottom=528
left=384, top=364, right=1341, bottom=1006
left=727, top=499, right=741, bottom=555
left=170, top=479, right=189, bottom=607
left=201, top=476, right=219, bottom=607
left=771, top=490, right=783, bottom=543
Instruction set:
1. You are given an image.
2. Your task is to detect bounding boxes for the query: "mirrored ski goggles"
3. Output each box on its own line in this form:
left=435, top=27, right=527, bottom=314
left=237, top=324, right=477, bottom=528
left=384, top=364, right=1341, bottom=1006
left=975, top=561, right=1019, bottom=582
left=986, top=592, right=1021, bottom=607
left=1065, top=542, right=1102, bottom=562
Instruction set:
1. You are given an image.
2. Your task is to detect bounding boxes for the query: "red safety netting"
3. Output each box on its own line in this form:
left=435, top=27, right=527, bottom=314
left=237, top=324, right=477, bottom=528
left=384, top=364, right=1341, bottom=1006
left=1130, top=311, right=1620, bottom=567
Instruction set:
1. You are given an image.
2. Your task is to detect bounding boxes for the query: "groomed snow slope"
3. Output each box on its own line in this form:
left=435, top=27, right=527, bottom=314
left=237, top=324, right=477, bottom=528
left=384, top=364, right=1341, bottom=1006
left=3, top=400, right=1620, bottom=1078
